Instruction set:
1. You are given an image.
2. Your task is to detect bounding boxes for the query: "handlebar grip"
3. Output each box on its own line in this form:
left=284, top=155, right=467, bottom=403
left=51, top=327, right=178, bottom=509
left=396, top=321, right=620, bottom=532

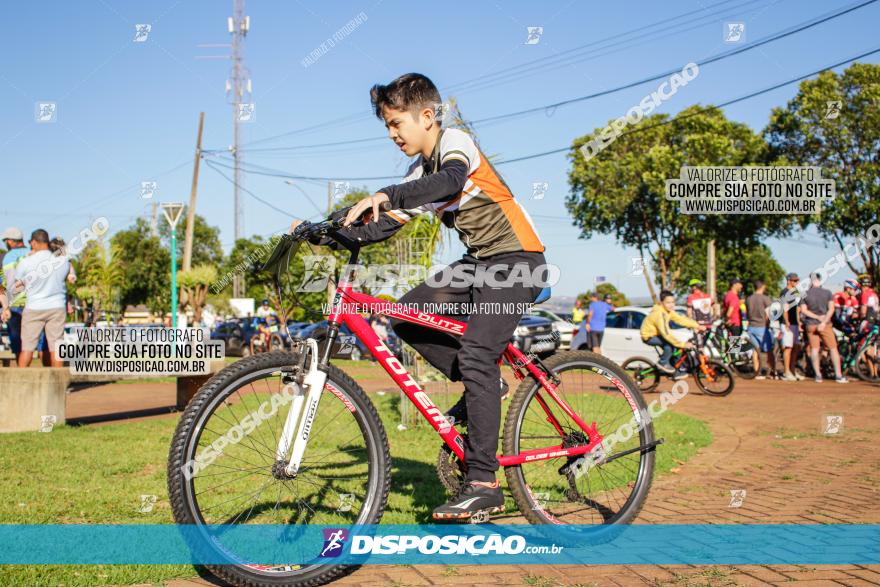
left=379, top=201, right=392, bottom=211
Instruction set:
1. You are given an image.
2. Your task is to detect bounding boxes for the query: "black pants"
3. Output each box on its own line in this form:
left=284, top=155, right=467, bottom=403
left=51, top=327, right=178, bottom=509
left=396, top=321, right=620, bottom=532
left=390, top=250, right=546, bottom=482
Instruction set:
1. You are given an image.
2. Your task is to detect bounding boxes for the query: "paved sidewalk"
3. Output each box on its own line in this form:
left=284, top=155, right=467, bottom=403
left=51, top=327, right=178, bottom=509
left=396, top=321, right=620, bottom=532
left=80, top=372, right=880, bottom=586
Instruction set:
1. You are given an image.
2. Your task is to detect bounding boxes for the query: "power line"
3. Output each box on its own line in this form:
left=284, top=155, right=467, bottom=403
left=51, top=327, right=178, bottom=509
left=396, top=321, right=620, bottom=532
left=447, top=0, right=771, bottom=96
left=222, top=0, right=874, bottom=156
left=470, top=0, right=878, bottom=126
left=206, top=155, right=401, bottom=181
left=204, top=159, right=298, bottom=218
left=493, top=46, right=880, bottom=166
left=195, top=46, right=880, bottom=181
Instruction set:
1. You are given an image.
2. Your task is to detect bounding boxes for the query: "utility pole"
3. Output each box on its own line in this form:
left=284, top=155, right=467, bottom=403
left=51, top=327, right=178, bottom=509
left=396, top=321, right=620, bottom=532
left=228, top=0, right=250, bottom=297
left=183, top=112, right=205, bottom=272
left=707, top=239, right=717, bottom=314
left=150, top=202, right=158, bottom=238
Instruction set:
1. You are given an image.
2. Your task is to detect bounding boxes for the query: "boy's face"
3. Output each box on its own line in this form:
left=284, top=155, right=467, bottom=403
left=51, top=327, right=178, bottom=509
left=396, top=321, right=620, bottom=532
left=381, top=105, right=435, bottom=158
left=661, top=296, right=676, bottom=312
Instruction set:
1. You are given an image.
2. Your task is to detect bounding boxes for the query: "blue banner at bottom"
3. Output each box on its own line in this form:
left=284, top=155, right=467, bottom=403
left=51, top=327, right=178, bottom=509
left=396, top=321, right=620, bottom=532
left=0, top=524, right=877, bottom=565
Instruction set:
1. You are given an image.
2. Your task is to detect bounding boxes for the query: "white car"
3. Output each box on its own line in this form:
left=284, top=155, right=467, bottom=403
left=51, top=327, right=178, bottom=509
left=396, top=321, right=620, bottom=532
left=570, top=306, right=693, bottom=365
left=529, top=307, right=575, bottom=349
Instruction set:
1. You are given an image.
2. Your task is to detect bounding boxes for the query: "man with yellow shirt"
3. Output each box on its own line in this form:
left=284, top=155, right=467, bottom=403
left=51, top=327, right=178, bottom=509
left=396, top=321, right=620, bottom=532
left=640, top=290, right=705, bottom=377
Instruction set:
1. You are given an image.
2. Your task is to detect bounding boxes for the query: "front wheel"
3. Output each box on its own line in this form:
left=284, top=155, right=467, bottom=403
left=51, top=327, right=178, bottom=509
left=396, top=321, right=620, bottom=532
left=167, top=351, right=391, bottom=587
left=503, top=350, right=656, bottom=525
left=694, top=359, right=735, bottom=396
left=622, top=356, right=660, bottom=393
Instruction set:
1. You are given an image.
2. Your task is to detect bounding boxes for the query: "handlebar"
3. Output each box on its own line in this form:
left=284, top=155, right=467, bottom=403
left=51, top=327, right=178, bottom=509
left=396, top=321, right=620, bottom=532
left=288, top=201, right=393, bottom=243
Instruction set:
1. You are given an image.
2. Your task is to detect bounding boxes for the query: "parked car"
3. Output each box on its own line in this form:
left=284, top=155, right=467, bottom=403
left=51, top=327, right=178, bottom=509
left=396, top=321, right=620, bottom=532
left=211, top=320, right=257, bottom=357
left=570, top=306, right=693, bottom=364
left=529, top=307, right=575, bottom=349
left=511, top=315, right=559, bottom=356
left=295, top=320, right=403, bottom=361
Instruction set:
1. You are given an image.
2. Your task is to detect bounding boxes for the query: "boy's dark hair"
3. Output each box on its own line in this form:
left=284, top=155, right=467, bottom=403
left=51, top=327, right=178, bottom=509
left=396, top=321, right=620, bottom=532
left=659, top=290, right=675, bottom=301
left=30, top=229, right=49, bottom=244
left=370, top=73, right=442, bottom=119
left=753, top=280, right=764, bottom=290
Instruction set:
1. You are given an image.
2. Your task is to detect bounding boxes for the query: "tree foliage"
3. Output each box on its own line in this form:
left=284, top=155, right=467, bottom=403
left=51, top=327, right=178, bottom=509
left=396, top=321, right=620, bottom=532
left=672, top=243, right=785, bottom=298
left=110, top=218, right=170, bottom=316
left=567, top=105, right=792, bottom=295
left=764, top=62, right=880, bottom=283
left=158, top=209, right=223, bottom=268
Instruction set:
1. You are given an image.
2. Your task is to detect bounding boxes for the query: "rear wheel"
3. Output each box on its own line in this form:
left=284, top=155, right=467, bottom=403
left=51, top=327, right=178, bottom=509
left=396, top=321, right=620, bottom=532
left=503, top=350, right=655, bottom=525
left=694, top=359, right=735, bottom=396
left=854, top=345, right=879, bottom=382
left=167, top=351, right=390, bottom=587
left=622, top=357, right=660, bottom=393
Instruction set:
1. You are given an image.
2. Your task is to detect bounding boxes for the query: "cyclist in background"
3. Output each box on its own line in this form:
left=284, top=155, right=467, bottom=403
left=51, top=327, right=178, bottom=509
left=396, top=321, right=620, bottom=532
left=640, top=290, right=706, bottom=378
left=858, top=274, right=878, bottom=325
left=833, top=279, right=860, bottom=335
left=685, top=278, right=714, bottom=327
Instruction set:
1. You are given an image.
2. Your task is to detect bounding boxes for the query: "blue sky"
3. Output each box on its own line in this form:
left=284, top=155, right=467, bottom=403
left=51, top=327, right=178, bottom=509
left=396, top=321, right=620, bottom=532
left=2, top=0, right=878, bottom=300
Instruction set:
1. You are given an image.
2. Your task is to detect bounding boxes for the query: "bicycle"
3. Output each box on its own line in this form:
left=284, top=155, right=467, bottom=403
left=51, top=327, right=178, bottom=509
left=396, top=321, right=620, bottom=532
left=249, top=318, right=286, bottom=355
left=811, top=317, right=880, bottom=382
left=703, top=321, right=756, bottom=379
left=622, top=332, right=735, bottom=396
left=167, top=209, right=660, bottom=587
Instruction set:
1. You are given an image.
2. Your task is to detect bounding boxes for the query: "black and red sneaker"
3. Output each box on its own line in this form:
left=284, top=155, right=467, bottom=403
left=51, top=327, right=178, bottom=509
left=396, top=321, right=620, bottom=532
left=432, top=481, right=505, bottom=520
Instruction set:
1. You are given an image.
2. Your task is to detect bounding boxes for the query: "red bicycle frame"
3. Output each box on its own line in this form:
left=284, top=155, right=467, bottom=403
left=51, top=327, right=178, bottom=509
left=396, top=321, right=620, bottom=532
left=321, top=273, right=604, bottom=467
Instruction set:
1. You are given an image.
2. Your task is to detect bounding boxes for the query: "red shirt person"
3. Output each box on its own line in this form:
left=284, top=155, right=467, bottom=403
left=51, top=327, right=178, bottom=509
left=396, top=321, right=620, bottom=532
left=685, top=278, right=713, bottom=326
left=722, top=278, right=744, bottom=336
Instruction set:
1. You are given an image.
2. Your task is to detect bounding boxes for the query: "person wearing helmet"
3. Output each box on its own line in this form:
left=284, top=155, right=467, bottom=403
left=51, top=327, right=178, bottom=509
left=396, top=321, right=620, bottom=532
left=256, top=298, right=273, bottom=318
left=858, top=274, right=878, bottom=322
left=685, top=278, right=714, bottom=327
left=833, top=279, right=860, bottom=333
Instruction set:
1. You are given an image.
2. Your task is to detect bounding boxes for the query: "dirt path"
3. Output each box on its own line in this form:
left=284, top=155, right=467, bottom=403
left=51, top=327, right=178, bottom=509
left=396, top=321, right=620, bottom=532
left=75, top=369, right=880, bottom=586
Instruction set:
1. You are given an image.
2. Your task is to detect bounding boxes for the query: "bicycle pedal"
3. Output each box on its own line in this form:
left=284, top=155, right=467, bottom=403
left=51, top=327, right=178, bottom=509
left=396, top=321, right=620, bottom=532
left=432, top=504, right=504, bottom=523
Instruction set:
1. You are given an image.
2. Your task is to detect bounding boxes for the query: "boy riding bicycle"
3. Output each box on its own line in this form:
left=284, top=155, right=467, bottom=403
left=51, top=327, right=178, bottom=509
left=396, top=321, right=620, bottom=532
left=290, top=73, right=547, bottom=520
left=640, top=290, right=706, bottom=378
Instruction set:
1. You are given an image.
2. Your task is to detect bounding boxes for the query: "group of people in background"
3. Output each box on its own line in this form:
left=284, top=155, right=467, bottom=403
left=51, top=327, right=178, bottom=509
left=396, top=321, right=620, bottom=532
left=0, top=226, right=75, bottom=368
left=687, top=272, right=878, bottom=383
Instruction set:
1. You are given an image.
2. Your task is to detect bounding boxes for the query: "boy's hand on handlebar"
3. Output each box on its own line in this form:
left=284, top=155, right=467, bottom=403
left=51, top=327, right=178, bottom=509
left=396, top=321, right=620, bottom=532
left=288, top=219, right=304, bottom=234
left=344, top=192, right=390, bottom=227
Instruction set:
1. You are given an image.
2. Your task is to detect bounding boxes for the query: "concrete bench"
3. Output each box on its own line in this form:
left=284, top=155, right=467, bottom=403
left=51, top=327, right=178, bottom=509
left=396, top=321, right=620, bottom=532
left=0, top=367, right=70, bottom=433
left=176, top=360, right=228, bottom=410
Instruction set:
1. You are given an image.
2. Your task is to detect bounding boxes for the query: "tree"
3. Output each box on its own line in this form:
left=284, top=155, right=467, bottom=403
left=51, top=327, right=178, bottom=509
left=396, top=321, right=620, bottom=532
left=673, top=243, right=785, bottom=298
left=764, top=62, right=880, bottom=284
left=110, top=218, right=171, bottom=316
left=567, top=105, right=792, bottom=298
left=577, top=283, right=631, bottom=307
left=178, top=265, right=217, bottom=324
left=159, top=209, right=223, bottom=268
left=75, top=241, right=125, bottom=319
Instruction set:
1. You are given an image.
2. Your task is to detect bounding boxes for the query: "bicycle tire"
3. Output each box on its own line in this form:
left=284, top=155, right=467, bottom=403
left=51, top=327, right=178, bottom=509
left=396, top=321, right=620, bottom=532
left=622, top=356, right=660, bottom=393
left=694, top=359, right=735, bottom=396
left=167, top=351, right=391, bottom=587
left=854, top=346, right=880, bottom=382
left=503, top=350, right=655, bottom=526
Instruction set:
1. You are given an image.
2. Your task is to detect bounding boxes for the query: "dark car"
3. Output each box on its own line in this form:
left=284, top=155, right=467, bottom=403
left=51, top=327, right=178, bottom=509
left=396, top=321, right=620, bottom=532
left=296, top=320, right=403, bottom=362
left=511, top=315, right=559, bottom=357
left=210, top=320, right=258, bottom=357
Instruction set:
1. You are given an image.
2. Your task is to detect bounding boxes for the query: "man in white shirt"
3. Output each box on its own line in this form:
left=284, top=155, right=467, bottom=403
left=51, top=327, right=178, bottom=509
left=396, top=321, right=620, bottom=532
left=11, top=229, right=69, bottom=367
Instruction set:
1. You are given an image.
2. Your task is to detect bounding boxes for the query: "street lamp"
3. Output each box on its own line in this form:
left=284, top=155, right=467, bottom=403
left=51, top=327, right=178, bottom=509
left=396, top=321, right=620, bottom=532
left=161, top=203, right=185, bottom=328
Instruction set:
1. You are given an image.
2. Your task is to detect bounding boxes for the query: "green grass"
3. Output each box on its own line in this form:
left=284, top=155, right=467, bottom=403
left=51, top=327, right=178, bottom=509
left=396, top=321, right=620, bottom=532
left=0, top=377, right=710, bottom=587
